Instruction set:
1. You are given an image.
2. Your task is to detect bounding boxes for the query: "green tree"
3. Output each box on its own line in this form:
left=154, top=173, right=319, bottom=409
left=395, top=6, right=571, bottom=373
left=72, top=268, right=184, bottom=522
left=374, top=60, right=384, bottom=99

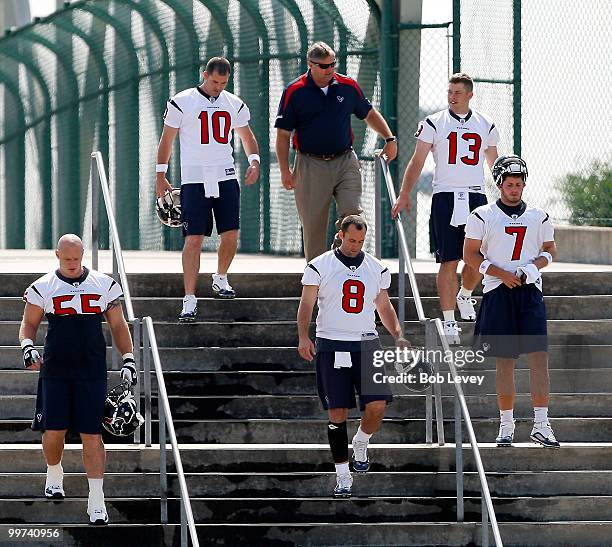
left=560, top=160, right=612, bottom=227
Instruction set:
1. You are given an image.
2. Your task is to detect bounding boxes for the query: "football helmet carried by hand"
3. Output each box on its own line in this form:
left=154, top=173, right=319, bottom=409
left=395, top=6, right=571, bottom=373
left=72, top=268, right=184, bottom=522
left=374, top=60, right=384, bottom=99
left=102, top=381, right=144, bottom=437
left=156, top=189, right=182, bottom=228
left=492, top=155, right=528, bottom=186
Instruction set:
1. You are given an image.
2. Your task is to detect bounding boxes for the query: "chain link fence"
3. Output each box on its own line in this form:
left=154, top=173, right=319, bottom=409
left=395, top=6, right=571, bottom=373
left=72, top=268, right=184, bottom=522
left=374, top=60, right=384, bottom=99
left=0, top=0, right=382, bottom=253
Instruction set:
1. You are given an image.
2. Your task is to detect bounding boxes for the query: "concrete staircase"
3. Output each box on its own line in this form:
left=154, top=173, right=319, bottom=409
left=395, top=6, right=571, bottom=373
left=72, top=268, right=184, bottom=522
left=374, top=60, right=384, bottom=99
left=0, top=271, right=611, bottom=546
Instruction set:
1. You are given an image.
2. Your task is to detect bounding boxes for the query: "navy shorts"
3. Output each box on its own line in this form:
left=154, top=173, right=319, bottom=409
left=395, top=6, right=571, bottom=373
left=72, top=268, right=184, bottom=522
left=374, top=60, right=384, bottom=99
left=180, top=180, right=240, bottom=237
left=32, top=376, right=107, bottom=434
left=473, top=283, right=548, bottom=358
left=315, top=338, right=393, bottom=411
left=430, top=192, right=488, bottom=263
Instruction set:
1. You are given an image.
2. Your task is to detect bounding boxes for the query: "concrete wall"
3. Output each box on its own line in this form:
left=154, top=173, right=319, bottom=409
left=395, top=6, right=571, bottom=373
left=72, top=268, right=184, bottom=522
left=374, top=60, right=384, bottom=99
left=555, top=225, right=612, bottom=265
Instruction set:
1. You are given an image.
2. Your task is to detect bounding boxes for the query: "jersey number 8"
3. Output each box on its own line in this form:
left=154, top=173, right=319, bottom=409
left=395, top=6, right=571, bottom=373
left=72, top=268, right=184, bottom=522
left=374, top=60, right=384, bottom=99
left=342, top=280, right=365, bottom=313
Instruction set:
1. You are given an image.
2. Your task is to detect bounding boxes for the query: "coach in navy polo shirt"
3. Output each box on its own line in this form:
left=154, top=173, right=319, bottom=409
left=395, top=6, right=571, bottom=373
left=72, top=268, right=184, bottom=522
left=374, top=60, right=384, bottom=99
left=275, top=41, right=397, bottom=261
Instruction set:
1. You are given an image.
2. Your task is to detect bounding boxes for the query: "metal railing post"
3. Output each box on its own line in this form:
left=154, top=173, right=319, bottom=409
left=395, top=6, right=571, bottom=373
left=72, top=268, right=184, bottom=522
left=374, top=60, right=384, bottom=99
left=143, top=320, right=152, bottom=447
left=181, top=498, right=187, bottom=546
left=374, top=151, right=382, bottom=259
left=425, top=320, right=433, bottom=445
left=482, top=483, right=489, bottom=546
left=91, top=160, right=99, bottom=271
left=132, top=319, right=141, bottom=445
left=455, top=394, right=464, bottom=521
left=159, top=388, right=168, bottom=524
left=398, top=238, right=405, bottom=327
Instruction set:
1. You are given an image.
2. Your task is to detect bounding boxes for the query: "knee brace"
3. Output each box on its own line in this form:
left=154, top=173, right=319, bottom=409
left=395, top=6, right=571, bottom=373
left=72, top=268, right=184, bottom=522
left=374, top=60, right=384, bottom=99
left=327, top=421, right=348, bottom=463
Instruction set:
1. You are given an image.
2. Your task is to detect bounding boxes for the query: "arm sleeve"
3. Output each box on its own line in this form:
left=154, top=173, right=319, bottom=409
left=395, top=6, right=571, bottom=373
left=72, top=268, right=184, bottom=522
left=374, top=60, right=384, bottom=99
left=23, top=284, right=45, bottom=309
left=163, top=98, right=183, bottom=128
left=415, top=119, right=435, bottom=144
left=352, top=81, right=373, bottom=120
left=380, top=268, right=391, bottom=290
left=107, top=279, right=124, bottom=302
left=301, top=263, right=321, bottom=286
left=465, top=211, right=485, bottom=240
left=234, top=101, right=251, bottom=128
left=486, top=123, right=500, bottom=147
left=541, top=212, right=555, bottom=241
left=274, top=88, right=297, bottom=131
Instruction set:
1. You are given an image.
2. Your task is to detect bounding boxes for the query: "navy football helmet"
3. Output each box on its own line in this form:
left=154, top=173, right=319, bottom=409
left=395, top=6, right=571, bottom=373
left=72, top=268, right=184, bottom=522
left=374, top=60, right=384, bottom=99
left=103, top=381, right=144, bottom=437
left=492, top=155, right=528, bottom=186
left=156, top=188, right=182, bottom=228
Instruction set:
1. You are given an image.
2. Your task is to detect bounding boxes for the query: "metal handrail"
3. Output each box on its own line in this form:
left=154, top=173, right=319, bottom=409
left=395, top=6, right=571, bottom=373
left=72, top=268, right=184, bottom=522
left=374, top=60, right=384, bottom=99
left=374, top=154, right=503, bottom=546
left=143, top=316, right=199, bottom=547
left=90, top=153, right=197, bottom=545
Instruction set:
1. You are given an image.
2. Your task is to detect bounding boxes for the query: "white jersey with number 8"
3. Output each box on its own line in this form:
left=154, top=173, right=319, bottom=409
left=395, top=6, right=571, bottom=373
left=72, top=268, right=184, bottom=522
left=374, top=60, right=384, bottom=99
left=301, top=250, right=391, bottom=341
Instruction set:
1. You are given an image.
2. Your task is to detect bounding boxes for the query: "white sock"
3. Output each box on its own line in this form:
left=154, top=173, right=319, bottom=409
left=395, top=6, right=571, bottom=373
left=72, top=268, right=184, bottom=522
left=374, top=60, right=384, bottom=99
left=353, top=426, right=372, bottom=444
left=335, top=462, right=350, bottom=476
left=87, top=478, right=105, bottom=509
left=443, top=310, right=455, bottom=322
left=183, top=294, right=196, bottom=302
left=182, top=294, right=196, bottom=312
left=534, top=407, right=548, bottom=423
left=212, top=273, right=230, bottom=288
left=46, top=463, right=63, bottom=486
left=500, top=409, right=514, bottom=424
left=458, top=287, right=473, bottom=298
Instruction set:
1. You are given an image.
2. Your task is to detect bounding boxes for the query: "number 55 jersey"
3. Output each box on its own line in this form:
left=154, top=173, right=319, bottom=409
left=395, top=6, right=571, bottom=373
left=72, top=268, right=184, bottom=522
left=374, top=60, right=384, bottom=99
left=465, top=200, right=554, bottom=293
left=22, top=268, right=123, bottom=380
left=301, top=249, right=391, bottom=341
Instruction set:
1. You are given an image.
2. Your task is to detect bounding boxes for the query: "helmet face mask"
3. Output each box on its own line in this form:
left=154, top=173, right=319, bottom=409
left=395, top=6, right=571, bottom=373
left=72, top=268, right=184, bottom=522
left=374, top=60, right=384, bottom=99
left=492, top=155, right=528, bottom=187
left=156, top=189, right=182, bottom=228
left=103, top=381, right=144, bottom=437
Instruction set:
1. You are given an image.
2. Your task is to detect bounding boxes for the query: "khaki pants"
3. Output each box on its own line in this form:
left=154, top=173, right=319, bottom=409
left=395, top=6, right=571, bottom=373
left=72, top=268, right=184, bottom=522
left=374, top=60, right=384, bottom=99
left=294, top=150, right=363, bottom=261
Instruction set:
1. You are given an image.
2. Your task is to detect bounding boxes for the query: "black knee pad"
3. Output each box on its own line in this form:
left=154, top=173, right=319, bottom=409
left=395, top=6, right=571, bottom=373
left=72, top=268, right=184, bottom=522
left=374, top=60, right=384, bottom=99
left=327, top=421, right=348, bottom=463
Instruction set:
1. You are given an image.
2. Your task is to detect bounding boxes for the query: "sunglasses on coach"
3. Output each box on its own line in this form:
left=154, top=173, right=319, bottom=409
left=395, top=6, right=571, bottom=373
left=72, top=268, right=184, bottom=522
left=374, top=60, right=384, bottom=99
left=310, top=60, right=336, bottom=69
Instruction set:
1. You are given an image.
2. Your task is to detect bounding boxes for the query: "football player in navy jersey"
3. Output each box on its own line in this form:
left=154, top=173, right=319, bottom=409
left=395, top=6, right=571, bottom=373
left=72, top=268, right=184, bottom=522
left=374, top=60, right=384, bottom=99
left=20, top=234, right=137, bottom=524
left=464, top=156, right=560, bottom=449
left=298, top=216, right=408, bottom=497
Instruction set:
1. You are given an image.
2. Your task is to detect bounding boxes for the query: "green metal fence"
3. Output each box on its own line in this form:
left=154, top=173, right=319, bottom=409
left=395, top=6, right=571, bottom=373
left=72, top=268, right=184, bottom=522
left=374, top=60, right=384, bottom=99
left=2, top=0, right=610, bottom=252
left=0, top=0, right=382, bottom=252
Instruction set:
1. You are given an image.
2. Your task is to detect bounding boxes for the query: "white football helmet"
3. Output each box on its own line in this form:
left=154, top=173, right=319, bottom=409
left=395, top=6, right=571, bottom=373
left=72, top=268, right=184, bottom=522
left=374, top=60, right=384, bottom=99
left=156, top=188, right=182, bottom=228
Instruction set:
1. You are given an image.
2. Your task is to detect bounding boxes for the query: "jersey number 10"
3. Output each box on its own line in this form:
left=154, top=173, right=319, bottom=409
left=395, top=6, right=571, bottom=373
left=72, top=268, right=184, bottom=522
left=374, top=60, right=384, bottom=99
left=198, top=111, right=231, bottom=144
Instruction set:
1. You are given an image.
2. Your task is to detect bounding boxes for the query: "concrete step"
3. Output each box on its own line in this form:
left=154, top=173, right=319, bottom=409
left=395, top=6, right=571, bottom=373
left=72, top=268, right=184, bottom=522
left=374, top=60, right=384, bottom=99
left=1, top=495, right=611, bottom=524
left=4, top=294, right=611, bottom=321
left=3, top=418, right=612, bottom=444
left=1, top=345, right=611, bottom=371
left=3, top=369, right=612, bottom=396
left=0, top=522, right=610, bottom=547
left=3, top=393, right=612, bottom=420
left=1, top=320, right=610, bottom=347
left=2, top=444, right=612, bottom=473
left=4, top=271, right=612, bottom=297
left=3, top=470, right=612, bottom=498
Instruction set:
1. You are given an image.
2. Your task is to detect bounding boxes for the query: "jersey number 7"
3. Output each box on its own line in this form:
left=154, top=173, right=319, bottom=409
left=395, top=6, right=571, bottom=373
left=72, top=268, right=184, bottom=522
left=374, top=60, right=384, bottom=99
left=505, top=226, right=527, bottom=260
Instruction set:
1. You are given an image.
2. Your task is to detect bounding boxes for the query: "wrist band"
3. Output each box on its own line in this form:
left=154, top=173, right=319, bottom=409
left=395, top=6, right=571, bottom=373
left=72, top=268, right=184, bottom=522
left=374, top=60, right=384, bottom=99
left=479, top=260, right=491, bottom=275
left=21, top=338, right=34, bottom=349
left=538, top=251, right=553, bottom=265
left=122, top=352, right=134, bottom=361
left=385, top=136, right=397, bottom=143
left=247, top=154, right=260, bottom=164
left=156, top=163, right=168, bottom=173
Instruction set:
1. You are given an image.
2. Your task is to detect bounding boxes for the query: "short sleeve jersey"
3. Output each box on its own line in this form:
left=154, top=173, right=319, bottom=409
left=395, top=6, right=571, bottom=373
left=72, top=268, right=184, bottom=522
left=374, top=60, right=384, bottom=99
left=23, top=267, right=123, bottom=379
left=301, top=249, right=391, bottom=341
left=163, top=87, right=251, bottom=183
left=415, top=109, right=500, bottom=192
left=465, top=201, right=554, bottom=293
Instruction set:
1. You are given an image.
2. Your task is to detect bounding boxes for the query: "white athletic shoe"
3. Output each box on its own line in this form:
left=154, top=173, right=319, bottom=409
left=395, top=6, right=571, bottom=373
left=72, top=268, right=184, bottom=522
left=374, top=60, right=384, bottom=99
left=456, top=293, right=477, bottom=321
left=351, top=438, right=370, bottom=473
left=333, top=472, right=353, bottom=498
left=496, top=421, right=515, bottom=447
left=87, top=503, right=109, bottom=525
left=530, top=421, right=560, bottom=449
left=212, top=275, right=236, bottom=299
left=44, top=483, right=65, bottom=500
left=178, top=296, right=197, bottom=322
left=443, top=320, right=461, bottom=346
